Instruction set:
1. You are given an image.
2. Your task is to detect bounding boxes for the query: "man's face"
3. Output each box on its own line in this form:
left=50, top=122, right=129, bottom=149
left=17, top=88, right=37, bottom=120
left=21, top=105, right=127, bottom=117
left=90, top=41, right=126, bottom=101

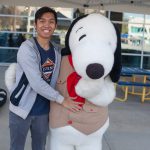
left=35, top=12, right=57, bottom=39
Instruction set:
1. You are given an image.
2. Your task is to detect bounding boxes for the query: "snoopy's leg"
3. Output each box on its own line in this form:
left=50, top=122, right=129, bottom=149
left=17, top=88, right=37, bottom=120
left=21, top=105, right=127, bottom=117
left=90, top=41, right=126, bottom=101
left=50, top=136, right=74, bottom=150
left=50, top=126, right=76, bottom=150
left=76, top=118, right=109, bottom=150
left=76, top=137, right=102, bottom=150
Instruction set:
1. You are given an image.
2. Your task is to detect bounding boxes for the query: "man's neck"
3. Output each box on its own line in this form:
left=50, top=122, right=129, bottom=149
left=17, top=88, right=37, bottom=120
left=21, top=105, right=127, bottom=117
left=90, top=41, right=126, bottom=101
left=36, top=36, right=50, bottom=51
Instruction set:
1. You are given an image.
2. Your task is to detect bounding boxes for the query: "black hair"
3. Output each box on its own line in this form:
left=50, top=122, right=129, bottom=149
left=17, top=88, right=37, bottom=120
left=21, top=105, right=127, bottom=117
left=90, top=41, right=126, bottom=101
left=35, top=6, right=57, bottom=24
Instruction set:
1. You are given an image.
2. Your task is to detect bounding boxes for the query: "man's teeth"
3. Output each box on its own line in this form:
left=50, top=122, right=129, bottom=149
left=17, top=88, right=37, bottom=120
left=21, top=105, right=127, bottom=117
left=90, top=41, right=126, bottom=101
left=44, top=30, right=49, bottom=33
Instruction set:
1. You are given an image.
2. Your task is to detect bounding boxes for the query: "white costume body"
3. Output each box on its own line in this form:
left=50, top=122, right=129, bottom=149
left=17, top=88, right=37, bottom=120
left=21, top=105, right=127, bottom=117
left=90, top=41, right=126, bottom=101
left=50, top=119, right=109, bottom=150
left=49, top=13, right=118, bottom=150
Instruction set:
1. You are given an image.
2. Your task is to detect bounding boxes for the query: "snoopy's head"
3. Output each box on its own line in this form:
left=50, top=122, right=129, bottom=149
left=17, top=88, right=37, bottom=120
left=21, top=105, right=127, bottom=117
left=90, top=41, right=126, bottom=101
left=63, top=13, right=121, bottom=82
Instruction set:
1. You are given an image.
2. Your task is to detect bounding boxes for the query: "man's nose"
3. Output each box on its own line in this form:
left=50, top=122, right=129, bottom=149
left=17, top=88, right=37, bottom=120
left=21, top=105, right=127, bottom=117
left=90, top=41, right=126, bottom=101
left=86, top=63, right=104, bottom=79
left=43, top=20, right=51, bottom=27
left=44, top=22, right=50, bottom=27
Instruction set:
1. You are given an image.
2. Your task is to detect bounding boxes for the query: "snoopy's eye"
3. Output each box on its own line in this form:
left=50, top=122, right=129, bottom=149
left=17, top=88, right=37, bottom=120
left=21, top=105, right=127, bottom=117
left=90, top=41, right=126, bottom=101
left=79, top=34, right=86, bottom=41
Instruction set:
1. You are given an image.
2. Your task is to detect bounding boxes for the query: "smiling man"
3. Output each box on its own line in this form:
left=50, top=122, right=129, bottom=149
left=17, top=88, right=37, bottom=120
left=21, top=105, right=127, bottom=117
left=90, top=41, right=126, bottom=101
left=8, top=6, right=81, bottom=150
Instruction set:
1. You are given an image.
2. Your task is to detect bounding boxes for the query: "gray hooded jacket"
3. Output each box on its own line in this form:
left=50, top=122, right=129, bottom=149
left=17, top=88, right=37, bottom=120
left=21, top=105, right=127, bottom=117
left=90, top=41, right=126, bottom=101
left=9, top=38, right=64, bottom=119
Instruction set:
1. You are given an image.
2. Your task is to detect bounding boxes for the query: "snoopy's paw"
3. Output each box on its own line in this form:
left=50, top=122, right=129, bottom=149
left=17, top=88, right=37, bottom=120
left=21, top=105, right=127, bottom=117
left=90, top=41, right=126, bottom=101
left=75, top=84, right=92, bottom=98
left=87, top=82, right=116, bottom=106
left=75, top=79, right=104, bottom=98
left=87, top=92, right=115, bottom=106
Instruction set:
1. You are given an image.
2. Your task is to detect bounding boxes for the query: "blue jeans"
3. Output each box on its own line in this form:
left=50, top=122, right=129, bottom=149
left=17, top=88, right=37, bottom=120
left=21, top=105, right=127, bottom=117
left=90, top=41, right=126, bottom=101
left=9, top=111, right=49, bottom=150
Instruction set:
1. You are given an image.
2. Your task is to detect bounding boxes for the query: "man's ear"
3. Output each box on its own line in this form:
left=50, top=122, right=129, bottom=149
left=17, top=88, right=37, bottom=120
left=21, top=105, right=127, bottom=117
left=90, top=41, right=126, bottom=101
left=109, top=24, right=122, bottom=83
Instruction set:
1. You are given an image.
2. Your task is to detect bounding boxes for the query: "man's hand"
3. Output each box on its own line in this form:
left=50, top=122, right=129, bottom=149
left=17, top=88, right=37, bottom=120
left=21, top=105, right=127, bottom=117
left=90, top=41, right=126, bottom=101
left=62, top=97, right=83, bottom=112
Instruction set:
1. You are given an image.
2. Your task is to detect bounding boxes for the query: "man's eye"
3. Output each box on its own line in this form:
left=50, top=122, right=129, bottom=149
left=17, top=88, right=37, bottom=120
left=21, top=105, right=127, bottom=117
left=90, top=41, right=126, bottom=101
left=79, top=34, right=86, bottom=41
left=39, top=20, right=44, bottom=23
left=49, top=21, right=55, bottom=24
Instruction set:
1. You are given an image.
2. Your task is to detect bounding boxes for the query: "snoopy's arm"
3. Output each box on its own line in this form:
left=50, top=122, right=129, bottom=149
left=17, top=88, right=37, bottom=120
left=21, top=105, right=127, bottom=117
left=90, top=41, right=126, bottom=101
left=75, top=78, right=105, bottom=98
left=5, top=63, right=17, bottom=92
left=87, top=77, right=116, bottom=106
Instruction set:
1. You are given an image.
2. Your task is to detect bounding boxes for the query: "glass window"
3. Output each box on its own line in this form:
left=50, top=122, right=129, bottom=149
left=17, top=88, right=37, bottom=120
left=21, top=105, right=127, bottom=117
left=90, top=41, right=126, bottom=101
left=121, top=23, right=142, bottom=55
left=0, top=16, right=15, bottom=31
left=122, top=55, right=141, bottom=67
left=57, top=19, right=71, bottom=30
left=145, top=15, right=150, bottom=24
left=0, top=16, right=29, bottom=32
left=0, top=48, right=17, bottom=62
left=0, top=5, right=74, bottom=63
left=143, top=25, right=150, bottom=55
left=123, top=13, right=144, bottom=24
left=0, top=32, right=9, bottom=46
left=0, top=32, right=32, bottom=47
left=143, top=56, right=150, bottom=69
left=51, top=34, right=61, bottom=45
left=15, top=6, right=36, bottom=16
left=121, top=24, right=129, bottom=45
left=0, top=6, right=36, bottom=16
left=0, top=5, right=15, bottom=15
left=109, top=11, right=123, bottom=21
left=15, top=17, right=28, bottom=32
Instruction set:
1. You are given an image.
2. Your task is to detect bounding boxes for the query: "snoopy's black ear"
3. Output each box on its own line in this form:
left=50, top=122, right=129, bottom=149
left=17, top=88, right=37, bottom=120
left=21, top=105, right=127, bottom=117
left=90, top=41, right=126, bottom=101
left=64, top=15, right=88, bottom=56
left=61, top=47, right=70, bottom=56
left=109, top=24, right=122, bottom=83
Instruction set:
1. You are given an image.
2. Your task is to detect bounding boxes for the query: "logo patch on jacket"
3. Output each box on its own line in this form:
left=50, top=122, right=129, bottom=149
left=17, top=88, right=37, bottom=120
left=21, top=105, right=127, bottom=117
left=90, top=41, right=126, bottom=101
left=42, top=58, right=55, bottom=81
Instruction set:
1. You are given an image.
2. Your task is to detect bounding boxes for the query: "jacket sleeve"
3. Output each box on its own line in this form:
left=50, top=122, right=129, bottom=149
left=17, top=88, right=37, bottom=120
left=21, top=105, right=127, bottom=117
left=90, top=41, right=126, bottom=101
left=17, top=42, right=64, bottom=104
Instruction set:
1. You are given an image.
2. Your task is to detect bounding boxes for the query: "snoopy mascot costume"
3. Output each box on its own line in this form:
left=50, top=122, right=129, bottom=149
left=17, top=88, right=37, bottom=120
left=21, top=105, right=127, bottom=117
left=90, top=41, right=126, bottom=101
left=49, top=13, right=122, bottom=150
left=5, top=13, right=121, bottom=150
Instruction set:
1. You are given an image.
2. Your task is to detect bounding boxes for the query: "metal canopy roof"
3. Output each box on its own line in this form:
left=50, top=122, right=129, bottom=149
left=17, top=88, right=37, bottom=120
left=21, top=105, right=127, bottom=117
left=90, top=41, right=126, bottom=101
left=1, top=0, right=150, bottom=14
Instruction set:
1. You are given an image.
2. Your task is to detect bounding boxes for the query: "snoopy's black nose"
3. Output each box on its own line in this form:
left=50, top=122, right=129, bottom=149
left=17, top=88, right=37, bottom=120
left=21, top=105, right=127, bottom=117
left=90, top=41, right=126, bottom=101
left=86, top=63, right=104, bottom=79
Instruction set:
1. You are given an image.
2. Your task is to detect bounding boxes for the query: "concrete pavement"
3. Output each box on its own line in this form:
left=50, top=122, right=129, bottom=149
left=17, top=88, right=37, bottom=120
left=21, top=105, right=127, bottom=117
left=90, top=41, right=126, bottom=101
left=0, top=65, right=150, bottom=150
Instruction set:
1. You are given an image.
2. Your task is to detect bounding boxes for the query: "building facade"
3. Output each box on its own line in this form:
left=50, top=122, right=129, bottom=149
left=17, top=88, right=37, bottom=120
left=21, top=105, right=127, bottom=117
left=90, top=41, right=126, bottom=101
left=0, top=5, right=150, bottom=69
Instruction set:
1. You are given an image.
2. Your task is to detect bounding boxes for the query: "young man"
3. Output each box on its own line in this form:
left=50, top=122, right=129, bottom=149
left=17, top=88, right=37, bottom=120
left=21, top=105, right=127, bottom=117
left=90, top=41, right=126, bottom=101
left=9, top=7, right=81, bottom=150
